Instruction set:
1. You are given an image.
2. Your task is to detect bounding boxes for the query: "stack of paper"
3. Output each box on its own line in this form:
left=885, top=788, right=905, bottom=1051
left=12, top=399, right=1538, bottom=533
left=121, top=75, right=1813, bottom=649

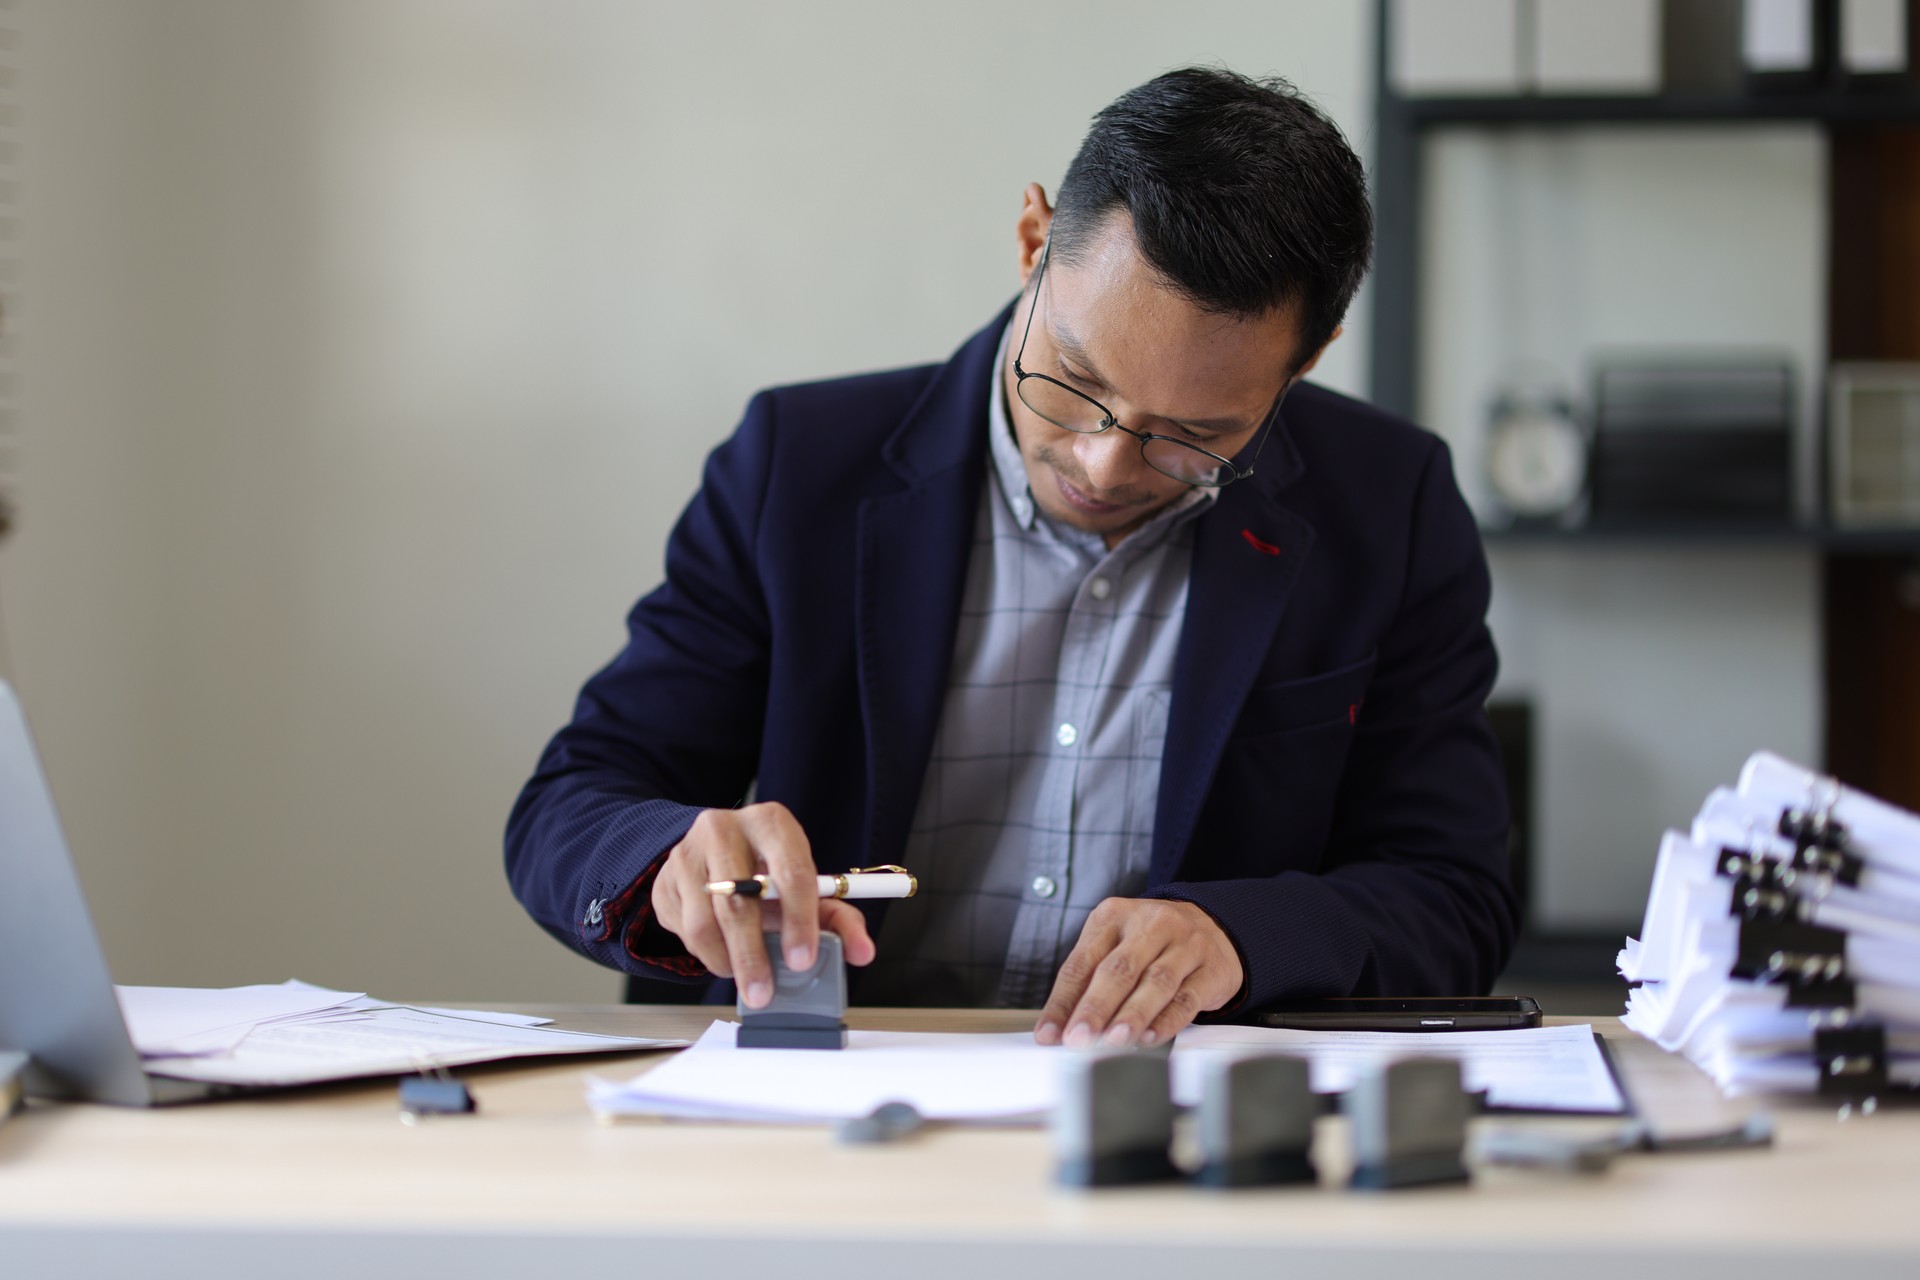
left=1619, top=752, right=1920, bottom=1096
left=588, top=1022, right=1061, bottom=1122
left=586, top=1019, right=1625, bottom=1122
left=119, top=979, right=686, bottom=1087
left=1172, top=1024, right=1624, bottom=1113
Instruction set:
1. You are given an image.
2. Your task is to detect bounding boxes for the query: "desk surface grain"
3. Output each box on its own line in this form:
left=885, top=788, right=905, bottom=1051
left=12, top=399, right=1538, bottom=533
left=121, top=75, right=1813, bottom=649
left=3, top=1008, right=1916, bottom=1279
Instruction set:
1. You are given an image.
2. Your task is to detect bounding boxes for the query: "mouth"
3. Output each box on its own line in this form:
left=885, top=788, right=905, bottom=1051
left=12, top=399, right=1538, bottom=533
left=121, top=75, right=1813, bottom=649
left=1052, top=468, right=1132, bottom=518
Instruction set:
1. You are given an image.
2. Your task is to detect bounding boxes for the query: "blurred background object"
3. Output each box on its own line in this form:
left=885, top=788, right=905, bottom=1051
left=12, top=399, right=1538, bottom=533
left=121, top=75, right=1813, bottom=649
left=2, top=1, right=1375, bottom=1002
left=1585, top=356, right=1796, bottom=528
left=1382, top=0, right=1920, bottom=1008
left=10, top=0, right=1917, bottom=1012
left=1828, top=362, right=1920, bottom=527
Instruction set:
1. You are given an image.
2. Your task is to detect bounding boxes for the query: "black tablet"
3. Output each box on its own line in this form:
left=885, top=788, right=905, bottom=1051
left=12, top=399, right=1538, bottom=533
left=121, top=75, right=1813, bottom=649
left=1209, top=996, right=1544, bottom=1032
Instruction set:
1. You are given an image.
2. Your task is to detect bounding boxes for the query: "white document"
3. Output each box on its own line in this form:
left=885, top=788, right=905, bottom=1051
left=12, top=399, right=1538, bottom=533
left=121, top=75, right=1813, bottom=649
left=589, top=1021, right=1059, bottom=1123
left=150, top=1004, right=685, bottom=1087
left=117, top=982, right=368, bottom=1057
left=117, top=978, right=684, bottom=1087
left=1171, top=1023, right=1626, bottom=1114
left=590, top=1018, right=1626, bottom=1123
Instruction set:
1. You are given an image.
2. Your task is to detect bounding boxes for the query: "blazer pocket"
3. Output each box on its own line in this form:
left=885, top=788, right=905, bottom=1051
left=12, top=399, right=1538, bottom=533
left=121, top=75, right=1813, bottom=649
left=1231, top=651, right=1378, bottom=739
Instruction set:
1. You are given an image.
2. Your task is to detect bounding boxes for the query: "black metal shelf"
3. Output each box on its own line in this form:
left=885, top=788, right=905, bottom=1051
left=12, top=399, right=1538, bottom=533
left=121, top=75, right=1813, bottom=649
left=1388, top=91, right=1920, bottom=128
left=1365, top=0, right=1920, bottom=425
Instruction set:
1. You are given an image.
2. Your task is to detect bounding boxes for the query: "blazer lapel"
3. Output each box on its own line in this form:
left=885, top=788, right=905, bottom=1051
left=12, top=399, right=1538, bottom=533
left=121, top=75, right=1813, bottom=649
left=1150, top=414, right=1316, bottom=886
left=853, top=308, right=1005, bottom=869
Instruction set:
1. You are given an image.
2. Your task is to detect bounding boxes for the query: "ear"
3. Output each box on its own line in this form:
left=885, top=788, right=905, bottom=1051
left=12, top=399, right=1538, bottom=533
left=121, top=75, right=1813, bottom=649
left=1288, top=324, right=1343, bottom=384
left=1016, top=183, right=1054, bottom=287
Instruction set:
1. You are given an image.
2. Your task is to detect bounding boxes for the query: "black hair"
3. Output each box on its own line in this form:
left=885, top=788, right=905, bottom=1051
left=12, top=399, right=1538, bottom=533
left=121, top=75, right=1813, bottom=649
left=1050, top=66, right=1373, bottom=371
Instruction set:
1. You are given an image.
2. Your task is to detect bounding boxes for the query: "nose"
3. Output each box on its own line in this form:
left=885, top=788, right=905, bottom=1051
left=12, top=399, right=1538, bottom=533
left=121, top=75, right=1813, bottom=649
left=1073, top=425, right=1146, bottom=494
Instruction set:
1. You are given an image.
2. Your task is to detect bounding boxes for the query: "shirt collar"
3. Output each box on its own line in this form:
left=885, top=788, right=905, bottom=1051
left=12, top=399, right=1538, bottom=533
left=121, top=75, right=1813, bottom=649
left=986, top=317, right=1215, bottom=540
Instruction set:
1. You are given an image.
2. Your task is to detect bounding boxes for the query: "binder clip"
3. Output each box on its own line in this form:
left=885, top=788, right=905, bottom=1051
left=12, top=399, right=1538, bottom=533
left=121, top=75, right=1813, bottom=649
left=836, top=1100, right=926, bottom=1146
left=737, top=931, right=847, bottom=1050
left=1191, top=1054, right=1319, bottom=1188
left=1778, top=780, right=1864, bottom=887
left=1731, top=914, right=1854, bottom=1009
left=1816, top=1024, right=1888, bottom=1113
left=398, top=1062, right=475, bottom=1123
left=1347, top=1058, right=1472, bottom=1190
left=1054, top=1052, right=1181, bottom=1187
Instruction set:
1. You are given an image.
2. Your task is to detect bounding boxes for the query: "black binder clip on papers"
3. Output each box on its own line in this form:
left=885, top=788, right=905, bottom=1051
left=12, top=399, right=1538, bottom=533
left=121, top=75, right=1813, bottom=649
left=398, top=1064, right=475, bottom=1123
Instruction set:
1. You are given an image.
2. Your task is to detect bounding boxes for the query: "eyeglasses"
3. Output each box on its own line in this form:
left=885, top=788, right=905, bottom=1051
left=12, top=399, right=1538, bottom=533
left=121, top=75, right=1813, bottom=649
left=1011, top=238, right=1288, bottom=488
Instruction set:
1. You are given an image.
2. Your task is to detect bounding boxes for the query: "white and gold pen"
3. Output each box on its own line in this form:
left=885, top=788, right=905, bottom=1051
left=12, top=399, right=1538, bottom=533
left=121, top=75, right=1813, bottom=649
left=704, top=865, right=918, bottom=901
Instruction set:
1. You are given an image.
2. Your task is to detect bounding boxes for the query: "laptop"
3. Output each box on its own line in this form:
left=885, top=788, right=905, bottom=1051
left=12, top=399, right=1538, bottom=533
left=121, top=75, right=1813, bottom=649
left=0, top=681, right=681, bottom=1106
left=0, top=680, right=220, bottom=1103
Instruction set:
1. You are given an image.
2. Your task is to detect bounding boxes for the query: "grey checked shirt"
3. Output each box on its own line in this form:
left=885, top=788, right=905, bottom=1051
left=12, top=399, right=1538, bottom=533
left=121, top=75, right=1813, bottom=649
left=859, top=323, right=1215, bottom=1008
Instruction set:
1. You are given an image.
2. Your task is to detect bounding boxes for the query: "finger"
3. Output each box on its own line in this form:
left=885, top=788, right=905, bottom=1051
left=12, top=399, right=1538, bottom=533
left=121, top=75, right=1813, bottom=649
left=744, top=803, right=819, bottom=972
left=672, top=836, right=744, bottom=974
left=669, top=850, right=732, bottom=977
left=1059, top=935, right=1166, bottom=1049
left=819, top=899, right=876, bottom=966
left=1098, top=945, right=1201, bottom=1048
left=1139, top=977, right=1213, bottom=1048
left=1034, top=915, right=1122, bottom=1046
left=698, top=819, right=775, bottom=1007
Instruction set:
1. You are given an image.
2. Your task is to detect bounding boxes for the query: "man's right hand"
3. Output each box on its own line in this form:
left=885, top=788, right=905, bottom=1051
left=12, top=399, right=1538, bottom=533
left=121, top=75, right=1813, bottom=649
left=649, top=802, right=877, bottom=1008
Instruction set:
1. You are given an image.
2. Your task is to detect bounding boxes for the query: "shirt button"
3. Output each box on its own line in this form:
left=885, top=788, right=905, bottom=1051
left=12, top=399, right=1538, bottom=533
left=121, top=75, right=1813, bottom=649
left=1055, top=723, right=1078, bottom=747
left=1031, top=875, right=1058, bottom=899
left=1089, top=576, right=1112, bottom=601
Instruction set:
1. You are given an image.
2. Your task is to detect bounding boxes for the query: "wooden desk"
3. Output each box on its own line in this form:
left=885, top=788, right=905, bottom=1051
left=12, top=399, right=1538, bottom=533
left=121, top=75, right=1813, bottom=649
left=2, top=1009, right=1916, bottom=1279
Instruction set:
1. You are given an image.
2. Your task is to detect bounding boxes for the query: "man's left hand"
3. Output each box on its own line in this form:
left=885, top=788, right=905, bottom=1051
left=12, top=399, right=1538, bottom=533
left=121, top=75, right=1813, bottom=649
left=1033, top=898, right=1244, bottom=1049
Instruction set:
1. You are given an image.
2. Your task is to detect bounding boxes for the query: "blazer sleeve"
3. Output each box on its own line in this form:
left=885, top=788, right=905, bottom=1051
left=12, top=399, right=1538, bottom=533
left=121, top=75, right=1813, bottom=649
left=503, top=393, right=780, bottom=981
left=1149, top=438, right=1519, bottom=1005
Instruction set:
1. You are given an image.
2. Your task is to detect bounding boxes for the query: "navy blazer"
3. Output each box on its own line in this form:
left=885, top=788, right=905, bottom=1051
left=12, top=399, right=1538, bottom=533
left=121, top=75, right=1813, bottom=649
left=506, top=307, right=1518, bottom=1008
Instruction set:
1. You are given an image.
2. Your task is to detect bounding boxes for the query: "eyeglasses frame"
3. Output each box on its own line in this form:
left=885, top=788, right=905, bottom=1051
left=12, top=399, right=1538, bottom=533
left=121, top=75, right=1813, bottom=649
left=1010, top=237, right=1290, bottom=489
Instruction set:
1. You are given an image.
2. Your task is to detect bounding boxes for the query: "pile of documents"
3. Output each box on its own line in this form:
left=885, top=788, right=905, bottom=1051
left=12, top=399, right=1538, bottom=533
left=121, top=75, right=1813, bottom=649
left=1620, top=752, right=1920, bottom=1096
left=586, top=1020, right=1624, bottom=1123
left=120, top=979, right=684, bottom=1087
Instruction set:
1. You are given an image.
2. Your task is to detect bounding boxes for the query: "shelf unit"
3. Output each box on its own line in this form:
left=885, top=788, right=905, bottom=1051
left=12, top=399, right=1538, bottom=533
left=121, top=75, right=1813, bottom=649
left=1372, top=90, right=1920, bottom=423
left=1365, top=3, right=1920, bottom=954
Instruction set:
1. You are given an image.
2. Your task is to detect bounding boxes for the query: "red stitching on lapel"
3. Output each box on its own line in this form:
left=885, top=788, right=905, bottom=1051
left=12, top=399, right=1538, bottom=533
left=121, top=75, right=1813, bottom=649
left=1240, top=528, right=1281, bottom=556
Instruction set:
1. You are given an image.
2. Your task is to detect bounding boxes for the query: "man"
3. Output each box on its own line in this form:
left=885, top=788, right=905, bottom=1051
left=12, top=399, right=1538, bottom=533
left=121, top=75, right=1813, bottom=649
left=507, top=68, right=1516, bottom=1048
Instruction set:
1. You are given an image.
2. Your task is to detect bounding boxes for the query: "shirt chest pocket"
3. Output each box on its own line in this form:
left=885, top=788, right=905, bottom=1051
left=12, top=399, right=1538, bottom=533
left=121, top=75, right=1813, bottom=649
left=1230, top=652, right=1378, bottom=740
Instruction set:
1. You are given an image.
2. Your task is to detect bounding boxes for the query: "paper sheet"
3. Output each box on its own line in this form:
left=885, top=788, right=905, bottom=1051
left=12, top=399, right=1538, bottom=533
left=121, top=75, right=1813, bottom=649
left=1171, top=1023, right=1626, bottom=1113
left=589, top=1018, right=1627, bottom=1122
left=117, top=979, right=685, bottom=1087
left=116, top=982, right=369, bottom=1057
left=150, top=1004, right=686, bottom=1086
left=589, top=1021, right=1059, bottom=1122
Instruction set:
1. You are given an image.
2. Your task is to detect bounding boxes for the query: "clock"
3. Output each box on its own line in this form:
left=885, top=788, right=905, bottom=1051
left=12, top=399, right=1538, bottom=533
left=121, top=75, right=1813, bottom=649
left=1485, top=393, right=1586, bottom=525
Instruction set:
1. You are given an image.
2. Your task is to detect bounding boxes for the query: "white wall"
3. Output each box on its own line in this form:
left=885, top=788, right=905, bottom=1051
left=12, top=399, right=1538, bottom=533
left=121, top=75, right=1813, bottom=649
left=6, top=1, right=1374, bottom=998
left=1419, top=126, right=1827, bottom=927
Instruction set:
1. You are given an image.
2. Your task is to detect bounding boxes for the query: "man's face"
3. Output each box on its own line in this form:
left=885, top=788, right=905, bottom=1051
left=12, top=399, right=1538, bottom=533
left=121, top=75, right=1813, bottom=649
left=1003, top=212, right=1307, bottom=546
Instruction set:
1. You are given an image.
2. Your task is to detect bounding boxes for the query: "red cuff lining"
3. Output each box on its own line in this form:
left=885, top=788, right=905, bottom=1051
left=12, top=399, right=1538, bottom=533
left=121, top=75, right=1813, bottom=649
left=596, top=861, right=709, bottom=980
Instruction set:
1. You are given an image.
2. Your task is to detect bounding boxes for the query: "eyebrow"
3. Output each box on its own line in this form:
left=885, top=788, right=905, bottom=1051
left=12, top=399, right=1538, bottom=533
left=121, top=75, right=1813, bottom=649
left=1047, top=320, right=1256, bottom=436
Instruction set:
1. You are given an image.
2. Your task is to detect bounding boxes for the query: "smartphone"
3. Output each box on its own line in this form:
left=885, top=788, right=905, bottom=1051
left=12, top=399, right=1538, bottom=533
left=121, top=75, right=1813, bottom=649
left=1208, top=996, right=1544, bottom=1032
